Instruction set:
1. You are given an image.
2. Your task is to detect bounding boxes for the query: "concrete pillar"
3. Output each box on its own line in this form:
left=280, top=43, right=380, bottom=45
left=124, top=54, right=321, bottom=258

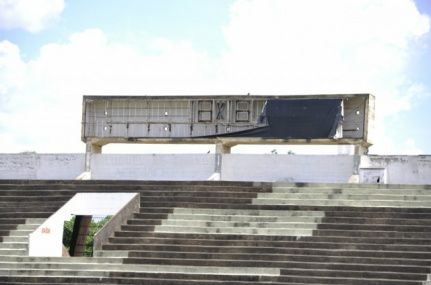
left=354, top=145, right=368, bottom=155
left=348, top=155, right=361, bottom=183
left=84, top=142, right=101, bottom=173
left=216, top=141, right=231, bottom=154
left=86, top=142, right=102, bottom=154
left=210, top=141, right=232, bottom=181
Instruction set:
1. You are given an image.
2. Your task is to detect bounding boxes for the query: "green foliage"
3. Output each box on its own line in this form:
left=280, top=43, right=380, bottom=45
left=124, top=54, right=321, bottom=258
left=62, top=217, right=74, bottom=253
left=85, top=216, right=111, bottom=256
left=287, top=150, right=296, bottom=155
left=63, top=216, right=112, bottom=257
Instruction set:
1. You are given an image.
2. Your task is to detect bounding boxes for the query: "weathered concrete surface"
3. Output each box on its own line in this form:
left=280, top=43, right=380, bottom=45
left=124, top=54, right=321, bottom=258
left=93, top=193, right=140, bottom=251
left=1, top=180, right=430, bottom=284
left=28, top=193, right=139, bottom=257
left=90, top=154, right=215, bottom=180
left=0, top=153, right=429, bottom=184
left=221, top=154, right=356, bottom=183
left=0, top=154, right=85, bottom=179
left=360, top=155, right=431, bottom=185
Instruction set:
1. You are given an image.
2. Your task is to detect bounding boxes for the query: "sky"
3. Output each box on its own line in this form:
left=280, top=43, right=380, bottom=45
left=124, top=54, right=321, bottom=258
left=0, top=0, right=430, bottom=155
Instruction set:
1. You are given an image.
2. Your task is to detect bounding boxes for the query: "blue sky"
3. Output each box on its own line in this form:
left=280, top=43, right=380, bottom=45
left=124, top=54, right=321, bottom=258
left=0, top=0, right=430, bottom=155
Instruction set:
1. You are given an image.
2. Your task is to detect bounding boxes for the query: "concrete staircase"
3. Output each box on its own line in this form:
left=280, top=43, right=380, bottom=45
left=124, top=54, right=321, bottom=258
left=0, top=180, right=430, bottom=284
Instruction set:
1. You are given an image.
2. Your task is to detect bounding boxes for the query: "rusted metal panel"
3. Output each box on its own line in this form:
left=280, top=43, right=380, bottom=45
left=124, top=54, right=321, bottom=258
left=342, top=96, right=366, bottom=139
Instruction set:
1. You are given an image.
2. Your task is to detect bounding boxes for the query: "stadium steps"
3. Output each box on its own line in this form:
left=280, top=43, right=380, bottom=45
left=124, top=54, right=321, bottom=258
left=0, top=180, right=430, bottom=284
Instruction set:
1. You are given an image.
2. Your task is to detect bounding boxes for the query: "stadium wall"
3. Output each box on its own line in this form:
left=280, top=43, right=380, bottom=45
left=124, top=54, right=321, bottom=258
left=221, top=154, right=356, bottom=183
left=90, top=154, right=215, bottom=181
left=0, top=154, right=85, bottom=180
left=0, top=153, right=429, bottom=184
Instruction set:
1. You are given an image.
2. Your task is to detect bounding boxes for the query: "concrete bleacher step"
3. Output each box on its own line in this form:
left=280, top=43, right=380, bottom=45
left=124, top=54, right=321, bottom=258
left=7, top=230, right=33, bottom=237
left=323, top=210, right=431, bottom=219
left=0, top=195, right=73, bottom=202
left=0, top=242, right=27, bottom=250
left=319, top=216, right=431, bottom=225
left=139, top=201, right=260, bottom=209
left=121, top=254, right=430, bottom=272
left=0, top=212, right=51, bottom=220
left=0, top=249, right=27, bottom=256
left=271, top=182, right=431, bottom=190
left=103, top=243, right=431, bottom=263
left=125, top=208, right=326, bottom=236
left=0, top=276, right=288, bottom=285
left=1, top=180, right=431, bottom=284
left=259, top=192, right=431, bottom=201
left=0, top=206, right=62, bottom=213
left=272, top=186, right=431, bottom=194
left=159, top=218, right=321, bottom=228
left=0, top=255, right=124, bottom=264
left=111, top=255, right=429, bottom=279
left=115, top=246, right=431, bottom=261
left=313, top=229, right=431, bottom=239
left=139, top=191, right=261, bottom=198
left=106, top=234, right=431, bottom=251
left=0, top=190, right=77, bottom=197
left=142, top=197, right=256, bottom=204
left=2, top=236, right=30, bottom=243
left=253, top=198, right=431, bottom=207
left=262, top=185, right=431, bottom=208
left=317, top=222, right=431, bottom=232
left=0, top=182, right=265, bottom=194
left=170, top=208, right=326, bottom=217
left=155, top=226, right=315, bottom=236
left=0, top=258, right=278, bottom=277
left=112, top=182, right=431, bottom=284
left=110, top=229, right=431, bottom=247
left=93, top=250, right=129, bottom=258
left=0, top=217, right=46, bottom=258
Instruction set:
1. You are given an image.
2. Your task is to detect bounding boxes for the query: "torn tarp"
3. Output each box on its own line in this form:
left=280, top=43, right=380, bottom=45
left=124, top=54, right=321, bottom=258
left=214, top=98, right=343, bottom=139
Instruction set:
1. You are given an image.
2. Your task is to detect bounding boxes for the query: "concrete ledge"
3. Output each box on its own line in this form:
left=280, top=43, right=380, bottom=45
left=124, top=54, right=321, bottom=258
left=0, top=264, right=280, bottom=277
left=155, top=208, right=323, bottom=236
left=154, top=225, right=314, bottom=236
left=94, top=193, right=140, bottom=251
left=252, top=198, right=431, bottom=208
left=28, top=193, right=139, bottom=257
left=75, top=172, right=91, bottom=180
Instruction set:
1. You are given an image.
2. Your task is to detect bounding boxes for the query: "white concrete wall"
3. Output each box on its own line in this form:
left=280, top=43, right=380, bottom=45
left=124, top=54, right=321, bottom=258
left=221, top=154, right=356, bottom=183
left=29, top=193, right=138, bottom=257
left=360, top=155, right=431, bottom=185
left=0, top=153, right=429, bottom=184
left=90, top=154, right=216, bottom=180
left=0, top=154, right=85, bottom=179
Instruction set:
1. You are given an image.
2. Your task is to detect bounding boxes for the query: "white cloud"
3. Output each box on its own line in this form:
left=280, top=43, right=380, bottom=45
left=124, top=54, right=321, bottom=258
left=0, top=29, right=214, bottom=153
left=218, top=0, right=430, bottom=154
left=0, top=0, right=430, bottom=154
left=0, top=0, right=65, bottom=33
left=0, top=40, right=26, bottom=109
left=220, top=0, right=429, bottom=96
left=402, top=138, right=423, bottom=155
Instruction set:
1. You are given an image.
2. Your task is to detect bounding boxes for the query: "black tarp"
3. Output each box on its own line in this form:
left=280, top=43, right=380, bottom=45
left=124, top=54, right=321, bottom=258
left=211, top=98, right=343, bottom=139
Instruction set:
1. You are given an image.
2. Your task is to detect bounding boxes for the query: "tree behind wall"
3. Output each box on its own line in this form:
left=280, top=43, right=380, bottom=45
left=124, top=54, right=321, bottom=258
left=63, top=216, right=111, bottom=257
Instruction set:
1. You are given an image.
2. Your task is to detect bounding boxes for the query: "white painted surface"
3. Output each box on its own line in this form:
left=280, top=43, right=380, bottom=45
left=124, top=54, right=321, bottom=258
left=221, top=154, right=356, bottom=183
left=28, top=193, right=138, bottom=257
left=0, top=153, right=429, bottom=184
left=90, top=154, right=215, bottom=180
left=0, top=154, right=85, bottom=179
left=360, top=155, right=431, bottom=185
left=360, top=168, right=386, bottom=184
